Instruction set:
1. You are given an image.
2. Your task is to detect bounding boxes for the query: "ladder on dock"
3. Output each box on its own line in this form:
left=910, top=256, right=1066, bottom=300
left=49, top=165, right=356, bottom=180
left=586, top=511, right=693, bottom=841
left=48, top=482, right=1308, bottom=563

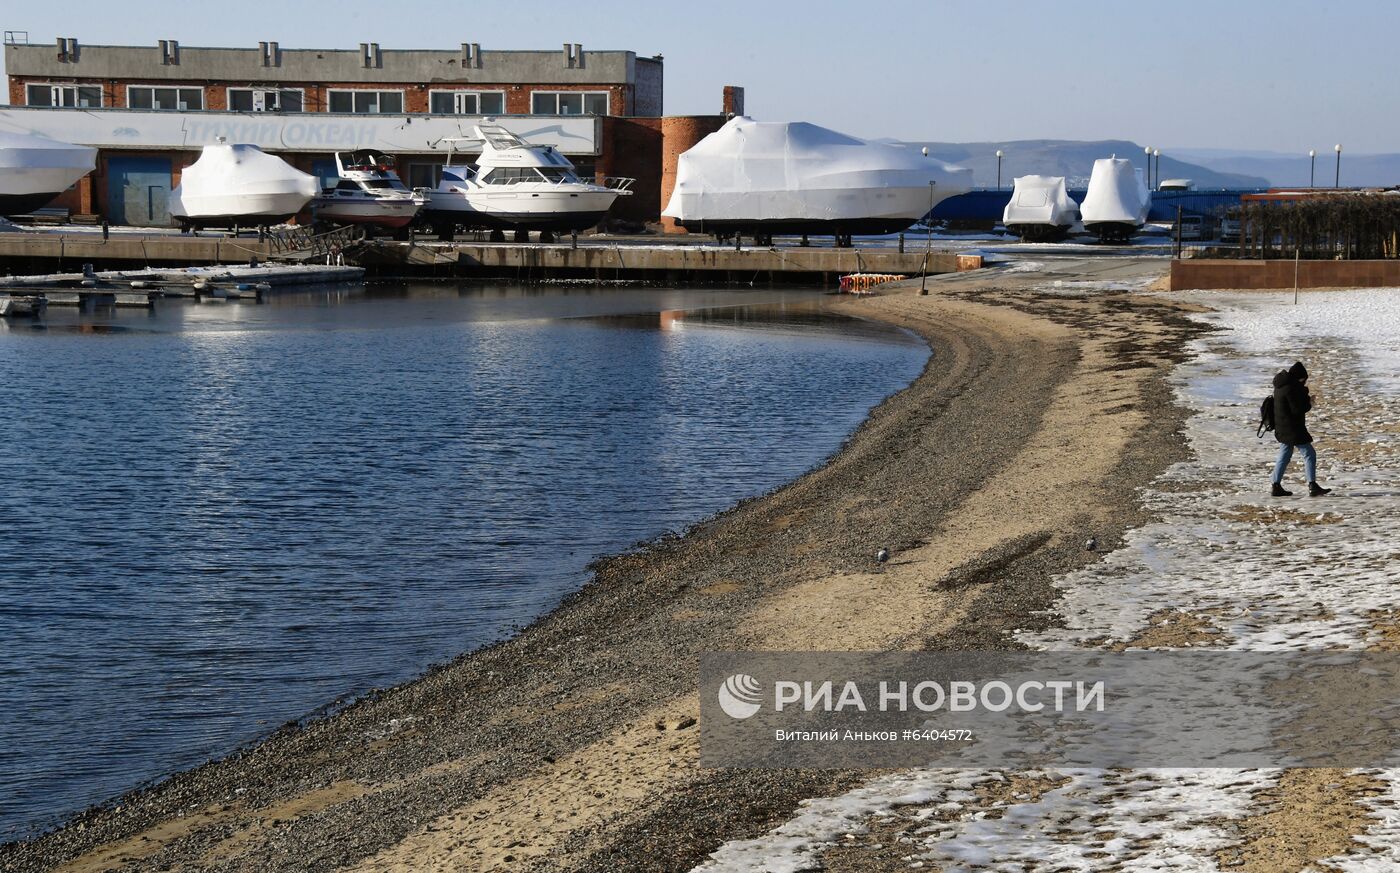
left=265, top=224, right=367, bottom=263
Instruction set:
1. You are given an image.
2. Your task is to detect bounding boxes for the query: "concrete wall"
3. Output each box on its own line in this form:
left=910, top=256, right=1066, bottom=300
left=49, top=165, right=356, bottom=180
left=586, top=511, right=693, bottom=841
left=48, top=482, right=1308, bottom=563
left=1171, top=258, right=1400, bottom=291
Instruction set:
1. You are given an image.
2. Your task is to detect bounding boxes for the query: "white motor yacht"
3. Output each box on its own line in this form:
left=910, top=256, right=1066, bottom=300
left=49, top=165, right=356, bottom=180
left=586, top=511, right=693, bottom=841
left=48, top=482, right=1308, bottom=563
left=0, top=130, right=97, bottom=217
left=424, top=124, right=631, bottom=241
left=311, top=151, right=427, bottom=232
left=170, top=140, right=318, bottom=229
left=662, top=117, right=972, bottom=246
left=1003, top=175, right=1080, bottom=242
left=1080, top=157, right=1151, bottom=242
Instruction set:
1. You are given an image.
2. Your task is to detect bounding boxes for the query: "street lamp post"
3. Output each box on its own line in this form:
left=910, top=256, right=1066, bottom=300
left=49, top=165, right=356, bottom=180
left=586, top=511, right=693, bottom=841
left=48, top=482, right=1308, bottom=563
left=1153, top=148, right=1161, bottom=189
left=995, top=149, right=1004, bottom=189
left=1334, top=144, right=1343, bottom=188
left=1309, top=149, right=1316, bottom=187
left=920, top=178, right=936, bottom=296
left=1144, top=145, right=1152, bottom=187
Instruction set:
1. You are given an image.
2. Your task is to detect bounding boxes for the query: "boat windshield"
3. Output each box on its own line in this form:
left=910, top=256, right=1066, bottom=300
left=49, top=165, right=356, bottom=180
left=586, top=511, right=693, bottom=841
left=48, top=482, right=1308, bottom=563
left=537, top=167, right=581, bottom=184
left=482, top=167, right=582, bottom=186
left=478, top=125, right=525, bottom=150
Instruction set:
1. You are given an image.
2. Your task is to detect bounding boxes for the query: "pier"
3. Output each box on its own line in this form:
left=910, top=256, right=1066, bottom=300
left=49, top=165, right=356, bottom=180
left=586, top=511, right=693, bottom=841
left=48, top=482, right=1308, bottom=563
left=0, top=229, right=981, bottom=285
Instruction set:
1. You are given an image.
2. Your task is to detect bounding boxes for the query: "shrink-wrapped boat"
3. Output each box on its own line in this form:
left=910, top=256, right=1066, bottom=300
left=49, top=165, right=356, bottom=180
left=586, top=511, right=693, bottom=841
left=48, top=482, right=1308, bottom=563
left=0, top=130, right=96, bottom=217
left=1002, top=175, right=1079, bottom=242
left=1080, top=157, right=1151, bottom=242
left=661, top=117, right=971, bottom=245
left=170, top=141, right=318, bottom=229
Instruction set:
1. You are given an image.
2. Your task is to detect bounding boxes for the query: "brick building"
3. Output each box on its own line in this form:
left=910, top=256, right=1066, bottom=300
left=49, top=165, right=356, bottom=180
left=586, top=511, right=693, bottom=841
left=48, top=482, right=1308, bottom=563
left=1, top=36, right=740, bottom=228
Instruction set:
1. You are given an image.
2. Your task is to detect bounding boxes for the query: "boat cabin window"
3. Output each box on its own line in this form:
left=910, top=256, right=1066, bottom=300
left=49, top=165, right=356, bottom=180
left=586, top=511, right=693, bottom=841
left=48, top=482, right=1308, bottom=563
left=228, top=88, right=302, bottom=112
left=530, top=91, right=609, bottom=116
left=482, top=167, right=549, bottom=186
left=439, top=166, right=475, bottom=186
left=362, top=179, right=396, bottom=189
left=327, top=90, right=404, bottom=114
left=336, top=180, right=360, bottom=192
left=536, top=167, right=580, bottom=183
left=429, top=91, right=506, bottom=115
left=26, top=83, right=103, bottom=108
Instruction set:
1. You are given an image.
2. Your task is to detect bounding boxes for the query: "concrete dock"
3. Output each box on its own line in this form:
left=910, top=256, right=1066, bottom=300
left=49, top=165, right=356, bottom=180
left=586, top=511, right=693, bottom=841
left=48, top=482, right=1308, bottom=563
left=0, top=228, right=979, bottom=285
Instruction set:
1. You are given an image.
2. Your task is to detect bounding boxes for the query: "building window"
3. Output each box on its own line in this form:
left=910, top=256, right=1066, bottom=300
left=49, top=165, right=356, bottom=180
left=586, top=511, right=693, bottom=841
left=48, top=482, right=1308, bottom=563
left=327, top=89, right=404, bottom=114
left=228, top=88, right=303, bottom=112
left=428, top=90, right=505, bottom=115
left=26, top=83, right=103, bottom=108
left=530, top=91, right=609, bottom=116
left=127, top=85, right=203, bottom=111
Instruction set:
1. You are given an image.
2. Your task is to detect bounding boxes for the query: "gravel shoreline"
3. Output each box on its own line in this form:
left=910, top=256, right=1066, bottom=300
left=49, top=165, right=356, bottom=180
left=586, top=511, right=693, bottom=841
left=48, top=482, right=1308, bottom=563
left=1, top=258, right=1205, bottom=873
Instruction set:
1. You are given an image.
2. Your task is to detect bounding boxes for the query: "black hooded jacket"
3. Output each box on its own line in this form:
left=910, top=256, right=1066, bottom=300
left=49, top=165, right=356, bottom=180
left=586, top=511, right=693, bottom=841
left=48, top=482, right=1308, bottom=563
left=1272, top=361, right=1313, bottom=445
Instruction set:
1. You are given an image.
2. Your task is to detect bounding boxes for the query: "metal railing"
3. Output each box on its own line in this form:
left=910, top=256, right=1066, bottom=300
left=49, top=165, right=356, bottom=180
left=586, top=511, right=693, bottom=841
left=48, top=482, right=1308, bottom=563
left=604, top=176, right=636, bottom=192
left=265, top=223, right=366, bottom=259
left=3, top=31, right=29, bottom=45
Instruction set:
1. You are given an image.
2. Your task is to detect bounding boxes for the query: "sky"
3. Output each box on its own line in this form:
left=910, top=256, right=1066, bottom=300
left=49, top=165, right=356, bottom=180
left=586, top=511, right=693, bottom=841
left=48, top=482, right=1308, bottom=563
left=3, top=0, right=1396, bottom=154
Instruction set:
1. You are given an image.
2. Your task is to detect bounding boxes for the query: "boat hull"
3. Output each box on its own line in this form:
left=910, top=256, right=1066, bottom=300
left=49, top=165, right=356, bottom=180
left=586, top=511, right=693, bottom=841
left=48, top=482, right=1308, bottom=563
left=0, top=144, right=97, bottom=216
left=312, top=199, right=421, bottom=229
left=425, top=188, right=620, bottom=232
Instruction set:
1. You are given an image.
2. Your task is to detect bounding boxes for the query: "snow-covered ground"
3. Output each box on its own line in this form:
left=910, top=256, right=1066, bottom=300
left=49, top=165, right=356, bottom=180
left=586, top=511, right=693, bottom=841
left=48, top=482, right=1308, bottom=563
left=692, top=289, right=1400, bottom=872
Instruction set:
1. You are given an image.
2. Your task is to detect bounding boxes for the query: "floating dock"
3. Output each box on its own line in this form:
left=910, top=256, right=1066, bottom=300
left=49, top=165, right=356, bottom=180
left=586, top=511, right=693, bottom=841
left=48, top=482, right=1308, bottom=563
left=0, top=263, right=364, bottom=312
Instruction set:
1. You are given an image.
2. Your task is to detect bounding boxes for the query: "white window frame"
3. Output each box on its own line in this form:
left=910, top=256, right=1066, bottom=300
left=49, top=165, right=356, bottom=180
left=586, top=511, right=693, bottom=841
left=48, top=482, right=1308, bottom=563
left=25, top=82, right=104, bottom=108
left=225, top=87, right=305, bottom=113
left=126, top=84, right=204, bottom=111
left=427, top=89, right=506, bottom=116
left=325, top=88, right=406, bottom=115
left=530, top=90, right=610, bottom=116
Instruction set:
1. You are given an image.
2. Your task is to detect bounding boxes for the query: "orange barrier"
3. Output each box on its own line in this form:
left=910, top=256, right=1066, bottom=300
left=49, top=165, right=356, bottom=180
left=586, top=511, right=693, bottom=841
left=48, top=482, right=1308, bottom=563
left=838, top=273, right=906, bottom=295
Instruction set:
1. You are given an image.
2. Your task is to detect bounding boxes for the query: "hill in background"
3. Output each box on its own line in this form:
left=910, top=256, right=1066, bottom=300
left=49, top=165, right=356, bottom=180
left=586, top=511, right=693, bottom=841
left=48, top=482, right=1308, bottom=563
left=899, top=139, right=1270, bottom=189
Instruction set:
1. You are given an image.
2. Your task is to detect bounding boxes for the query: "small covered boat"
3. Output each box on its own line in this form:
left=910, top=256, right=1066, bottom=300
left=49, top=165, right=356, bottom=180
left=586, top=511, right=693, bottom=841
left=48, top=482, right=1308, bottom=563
left=0, top=130, right=97, bottom=217
left=170, top=140, right=318, bottom=229
left=424, top=124, right=630, bottom=241
left=311, top=151, right=426, bottom=232
left=661, top=117, right=971, bottom=246
left=1002, top=175, right=1080, bottom=242
left=1080, top=157, right=1150, bottom=242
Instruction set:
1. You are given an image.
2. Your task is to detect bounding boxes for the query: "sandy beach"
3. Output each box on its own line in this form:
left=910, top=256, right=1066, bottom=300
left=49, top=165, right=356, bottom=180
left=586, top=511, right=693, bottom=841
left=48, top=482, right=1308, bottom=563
left=1, top=258, right=1212, bottom=872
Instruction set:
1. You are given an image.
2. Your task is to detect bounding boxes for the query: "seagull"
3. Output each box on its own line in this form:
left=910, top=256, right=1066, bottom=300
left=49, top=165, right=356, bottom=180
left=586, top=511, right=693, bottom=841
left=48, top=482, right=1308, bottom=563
left=876, top=548, right=889, bottom=563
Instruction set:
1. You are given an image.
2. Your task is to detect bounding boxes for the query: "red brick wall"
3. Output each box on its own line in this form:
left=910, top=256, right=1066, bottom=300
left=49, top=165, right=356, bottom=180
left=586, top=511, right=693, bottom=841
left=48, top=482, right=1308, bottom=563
left=1171, top=258, right=1400, bottom=291
left=659, top=116, right=728, bottom=233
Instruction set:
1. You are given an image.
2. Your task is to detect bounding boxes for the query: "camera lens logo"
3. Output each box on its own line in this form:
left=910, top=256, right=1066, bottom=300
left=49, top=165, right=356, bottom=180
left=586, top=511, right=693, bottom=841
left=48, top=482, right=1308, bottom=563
left=717, top=674, right=763, bottom=720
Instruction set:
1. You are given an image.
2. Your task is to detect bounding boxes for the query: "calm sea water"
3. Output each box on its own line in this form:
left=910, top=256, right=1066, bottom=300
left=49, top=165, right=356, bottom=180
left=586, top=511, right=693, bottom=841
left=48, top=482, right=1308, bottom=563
left=0, top=281, right=926, bottom=840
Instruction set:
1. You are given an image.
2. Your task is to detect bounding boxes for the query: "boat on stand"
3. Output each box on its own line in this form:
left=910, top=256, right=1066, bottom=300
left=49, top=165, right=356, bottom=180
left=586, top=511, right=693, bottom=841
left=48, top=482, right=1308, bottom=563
left=170, top=139, right=318, bottom=230
left=423, top=124, right=632, bottom=242
left=0, top=130, right=97, bottom=218
left=311, top=151, right=427, bottom=236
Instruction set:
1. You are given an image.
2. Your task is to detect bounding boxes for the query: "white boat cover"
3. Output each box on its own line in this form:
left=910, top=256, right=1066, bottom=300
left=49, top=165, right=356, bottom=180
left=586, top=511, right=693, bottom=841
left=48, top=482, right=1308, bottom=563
left=0, top=130, right=96, bottom=194
left=1079, top=158, right=1150, bottom=226
left=1002, top=175, right=1079, bottom=227
left=170, top=142, right=317, bottom=219
left=661, top=117, right=971, bottom=223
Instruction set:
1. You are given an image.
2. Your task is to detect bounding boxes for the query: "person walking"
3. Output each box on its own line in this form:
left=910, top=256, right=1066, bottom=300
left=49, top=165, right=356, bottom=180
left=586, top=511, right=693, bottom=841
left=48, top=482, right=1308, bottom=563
left=1271, top=361, right=1331, bottom=497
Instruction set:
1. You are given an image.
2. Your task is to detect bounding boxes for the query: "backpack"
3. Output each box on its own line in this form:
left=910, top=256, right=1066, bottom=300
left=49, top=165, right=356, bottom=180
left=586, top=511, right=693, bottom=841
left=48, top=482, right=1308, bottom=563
left=1257, top=395, right=1275, bottom=438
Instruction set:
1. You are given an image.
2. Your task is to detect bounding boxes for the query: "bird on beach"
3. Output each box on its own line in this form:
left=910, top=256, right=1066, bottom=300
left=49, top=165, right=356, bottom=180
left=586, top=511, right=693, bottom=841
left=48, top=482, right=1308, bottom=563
left=1085, top=537, right=1098, bottom=552
left=876, top=548, right=889, bottom=563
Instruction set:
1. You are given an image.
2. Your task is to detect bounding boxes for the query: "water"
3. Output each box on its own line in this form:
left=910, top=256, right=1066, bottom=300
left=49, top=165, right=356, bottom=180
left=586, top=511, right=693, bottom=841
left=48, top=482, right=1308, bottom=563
left=0, top=281, right=927, bottom=841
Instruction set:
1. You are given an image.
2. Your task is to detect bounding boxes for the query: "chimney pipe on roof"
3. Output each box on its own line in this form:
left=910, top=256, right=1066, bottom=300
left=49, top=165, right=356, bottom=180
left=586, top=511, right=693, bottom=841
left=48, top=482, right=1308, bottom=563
left=565, top=43, right=584, bottom=69
left=159, top=39, right=179, bottom=65
left=56, top=37, right=78, bottom=63
left=259, top=41, right=280, bottom=67
left=462, top=42, right=481, bottom=68
left=361, top=42, right=381, bottom=68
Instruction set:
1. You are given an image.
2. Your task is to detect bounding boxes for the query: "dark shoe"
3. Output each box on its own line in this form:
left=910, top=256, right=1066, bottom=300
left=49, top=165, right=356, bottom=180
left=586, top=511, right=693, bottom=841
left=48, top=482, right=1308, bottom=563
left=1271, top=482, right=1292, bottom=497
left=1309, top=481, right=1331, bottom=497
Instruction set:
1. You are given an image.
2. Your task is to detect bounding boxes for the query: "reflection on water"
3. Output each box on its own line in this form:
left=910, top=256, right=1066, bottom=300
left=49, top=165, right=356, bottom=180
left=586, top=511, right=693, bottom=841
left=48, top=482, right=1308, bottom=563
left=0, top=280, right=926, bottom=840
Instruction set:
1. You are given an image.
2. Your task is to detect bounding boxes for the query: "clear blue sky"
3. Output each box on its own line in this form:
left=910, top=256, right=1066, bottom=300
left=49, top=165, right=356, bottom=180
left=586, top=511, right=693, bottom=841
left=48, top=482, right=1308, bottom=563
left=3, top=0, right=1394, bottom=153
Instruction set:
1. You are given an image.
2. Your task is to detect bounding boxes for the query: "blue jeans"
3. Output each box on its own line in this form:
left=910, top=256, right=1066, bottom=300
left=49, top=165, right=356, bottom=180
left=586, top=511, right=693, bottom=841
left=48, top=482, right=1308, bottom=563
left=1273, top=443, right=1317, bottom=484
